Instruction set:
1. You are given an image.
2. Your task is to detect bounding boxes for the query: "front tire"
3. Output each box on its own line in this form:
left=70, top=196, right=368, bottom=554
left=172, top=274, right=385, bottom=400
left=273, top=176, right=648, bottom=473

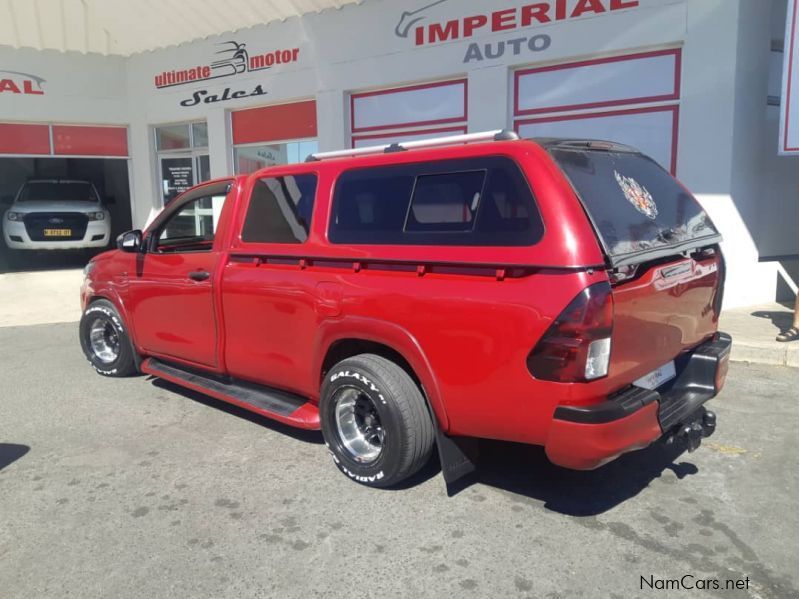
left=320, top=354, right=435, bottom=488
left=79, top=299, right=138, bottom=377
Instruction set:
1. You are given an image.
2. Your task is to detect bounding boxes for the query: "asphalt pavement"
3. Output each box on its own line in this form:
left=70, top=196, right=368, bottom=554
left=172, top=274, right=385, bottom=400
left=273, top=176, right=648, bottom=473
left=1, top=323, right=797, bottom=599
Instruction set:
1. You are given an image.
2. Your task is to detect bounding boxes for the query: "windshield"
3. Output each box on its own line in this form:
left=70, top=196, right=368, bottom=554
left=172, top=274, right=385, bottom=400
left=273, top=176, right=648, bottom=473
left=18, top=182, right=100, bottom=203
left=549, top=148, right=720, bottom=266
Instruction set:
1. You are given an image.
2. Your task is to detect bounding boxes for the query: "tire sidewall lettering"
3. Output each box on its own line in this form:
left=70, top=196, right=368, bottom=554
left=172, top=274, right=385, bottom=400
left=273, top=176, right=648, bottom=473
left=84, top=306, right=122, bottom=368
left=322, top=367, right=397, bottom=484
left=329, top=370, right=387, bottom=404
left=84, top=305, right=125, bottom=335
left=80, top=300, right=136, bottom=376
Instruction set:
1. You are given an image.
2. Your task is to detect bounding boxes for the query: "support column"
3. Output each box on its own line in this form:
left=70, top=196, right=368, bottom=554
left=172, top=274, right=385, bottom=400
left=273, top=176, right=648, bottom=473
left=207, top=108, right=232, bottom=179
left=467, top=65, right=511, bottom=133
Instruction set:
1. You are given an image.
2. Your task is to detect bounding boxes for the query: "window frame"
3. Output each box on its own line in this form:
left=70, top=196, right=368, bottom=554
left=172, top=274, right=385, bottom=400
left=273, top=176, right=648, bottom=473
left=402, top=168, right=488, bottom=234
left=145, top=180, right=233, bottom=254
left=154, top=121, right=209, bottom=153
left=513, top=48, right=682, bottom=175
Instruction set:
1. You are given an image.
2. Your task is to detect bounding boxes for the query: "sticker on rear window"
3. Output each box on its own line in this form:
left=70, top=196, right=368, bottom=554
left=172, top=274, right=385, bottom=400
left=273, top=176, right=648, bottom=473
left=614, top=171, right=658, bottom=220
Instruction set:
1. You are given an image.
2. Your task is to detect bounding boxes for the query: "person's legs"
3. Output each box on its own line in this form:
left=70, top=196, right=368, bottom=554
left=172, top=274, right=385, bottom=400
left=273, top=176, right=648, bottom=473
left=776, top=294, right=799, bottom=342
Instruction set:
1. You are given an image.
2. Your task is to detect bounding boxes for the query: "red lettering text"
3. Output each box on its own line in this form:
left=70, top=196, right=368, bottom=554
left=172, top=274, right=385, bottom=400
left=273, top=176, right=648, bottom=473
left=492, top=9, right=517, bottom=32
left=0, top=79, right=21, bottom=93
left=572, top=0, right=607, bottom=18
left=521, top=3, right=551, bottom=26
left=429, top=20, right=459, bottom=43
left=463, top=15, right=488, bottom=37
left=610, top=0, right=639, bottom=9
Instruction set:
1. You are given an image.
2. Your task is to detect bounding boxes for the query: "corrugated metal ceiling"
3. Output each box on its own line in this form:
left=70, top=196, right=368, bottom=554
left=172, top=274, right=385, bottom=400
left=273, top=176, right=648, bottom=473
left=0, top=0, right=363, bottom=56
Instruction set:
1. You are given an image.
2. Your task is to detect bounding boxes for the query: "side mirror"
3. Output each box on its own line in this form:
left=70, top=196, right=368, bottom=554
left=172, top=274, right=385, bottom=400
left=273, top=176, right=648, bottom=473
left=1, top=195, right=14, bottom=205
left=116, top=229, right=143, bottom=253
left=105, top=196, right=116, bottom=205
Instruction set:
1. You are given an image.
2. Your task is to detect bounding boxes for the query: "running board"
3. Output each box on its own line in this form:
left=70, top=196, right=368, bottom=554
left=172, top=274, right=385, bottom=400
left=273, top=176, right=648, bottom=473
left=141, top=358, right=320, bottom=430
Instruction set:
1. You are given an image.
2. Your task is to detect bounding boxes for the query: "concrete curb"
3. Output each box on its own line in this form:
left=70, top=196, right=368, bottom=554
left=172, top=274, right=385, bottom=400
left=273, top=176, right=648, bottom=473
left=729, top=341, right=799, bottom=368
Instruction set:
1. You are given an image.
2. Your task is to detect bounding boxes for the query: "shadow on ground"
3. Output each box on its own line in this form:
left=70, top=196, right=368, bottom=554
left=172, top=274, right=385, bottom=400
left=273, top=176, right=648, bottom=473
left=470, top=438, right=695, bottom=516
left=149, top=377, right=695, bottom=513
left=752, top=308, right=795, bottom=335
left=149, top=377, right=447, bottom=487
left=0, top=247, right=98, bottom=274
left=0, top=443, right=30, bottom=470
left=150, top=378, right=325, bottom=445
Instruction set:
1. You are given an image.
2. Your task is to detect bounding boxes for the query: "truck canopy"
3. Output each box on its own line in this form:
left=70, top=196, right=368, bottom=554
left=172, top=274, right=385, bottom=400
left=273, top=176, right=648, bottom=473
left=540, top=140, right=721, bottom=268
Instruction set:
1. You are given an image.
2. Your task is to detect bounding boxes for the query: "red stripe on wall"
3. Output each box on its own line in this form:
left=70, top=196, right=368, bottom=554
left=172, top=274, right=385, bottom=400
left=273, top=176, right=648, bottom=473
left=0, top=123, right=51, bottom=154
left=52, top=125, right=129, bottom=156
left=232, top=100, right=317, bottom=145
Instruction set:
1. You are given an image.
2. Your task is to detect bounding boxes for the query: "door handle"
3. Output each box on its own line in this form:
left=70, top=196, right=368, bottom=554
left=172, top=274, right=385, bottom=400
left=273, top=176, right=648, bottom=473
left=188, top=270, right=211, bottom=282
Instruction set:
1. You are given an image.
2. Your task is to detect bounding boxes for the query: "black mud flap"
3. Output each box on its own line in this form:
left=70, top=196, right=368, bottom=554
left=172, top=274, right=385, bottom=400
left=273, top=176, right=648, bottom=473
left=435, top=429, right=480, bottom=496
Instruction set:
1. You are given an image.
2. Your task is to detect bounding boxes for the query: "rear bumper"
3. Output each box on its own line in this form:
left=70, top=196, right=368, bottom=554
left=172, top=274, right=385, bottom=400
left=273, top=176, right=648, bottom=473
left=545, top=332, right=732, bottom=470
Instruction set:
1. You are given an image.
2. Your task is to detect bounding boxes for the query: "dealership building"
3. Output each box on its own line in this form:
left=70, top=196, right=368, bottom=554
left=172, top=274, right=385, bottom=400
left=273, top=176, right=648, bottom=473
left=0, top=0, right=796, bottom=308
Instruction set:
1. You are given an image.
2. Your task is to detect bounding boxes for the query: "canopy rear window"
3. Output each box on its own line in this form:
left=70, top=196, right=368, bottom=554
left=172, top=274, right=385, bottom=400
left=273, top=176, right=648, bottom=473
left=549, top=146, right=720, bottom=267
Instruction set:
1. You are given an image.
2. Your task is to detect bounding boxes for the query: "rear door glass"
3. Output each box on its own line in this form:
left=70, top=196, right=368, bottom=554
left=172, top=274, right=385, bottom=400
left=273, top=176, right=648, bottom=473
left=549, top=148, right=720, bottom=265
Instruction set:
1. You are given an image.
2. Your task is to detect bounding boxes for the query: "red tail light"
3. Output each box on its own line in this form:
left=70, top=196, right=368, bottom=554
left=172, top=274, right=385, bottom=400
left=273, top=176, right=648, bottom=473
left=527, top=282, right=614, bottom=382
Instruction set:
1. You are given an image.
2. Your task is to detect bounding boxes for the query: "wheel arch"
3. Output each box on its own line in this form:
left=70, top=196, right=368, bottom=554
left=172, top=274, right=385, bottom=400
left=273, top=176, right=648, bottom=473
left=313, top=318, right=450, bottom=432
left=83, top=290, right=140, bottom=356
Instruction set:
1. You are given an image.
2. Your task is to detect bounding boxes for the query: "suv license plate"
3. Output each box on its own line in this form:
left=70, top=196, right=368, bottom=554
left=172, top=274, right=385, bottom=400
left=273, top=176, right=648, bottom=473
left=634, top=361, right=676, bottom=390
left=43, top=228, right=72, bottom=237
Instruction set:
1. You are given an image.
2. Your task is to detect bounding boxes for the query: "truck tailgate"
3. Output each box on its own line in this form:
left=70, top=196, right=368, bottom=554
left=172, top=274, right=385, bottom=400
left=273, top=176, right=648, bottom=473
left=610, top=254, right=722, bottom=385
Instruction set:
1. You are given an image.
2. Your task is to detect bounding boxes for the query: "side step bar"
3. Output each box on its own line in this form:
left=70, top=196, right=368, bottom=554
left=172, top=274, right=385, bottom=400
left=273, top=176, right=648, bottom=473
left=141, top=358, right=320, bottom=430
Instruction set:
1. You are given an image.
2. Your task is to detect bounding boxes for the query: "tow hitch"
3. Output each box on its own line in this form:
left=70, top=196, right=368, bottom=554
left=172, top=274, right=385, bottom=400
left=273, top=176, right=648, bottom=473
left=666, top=409, right=716, bottom=452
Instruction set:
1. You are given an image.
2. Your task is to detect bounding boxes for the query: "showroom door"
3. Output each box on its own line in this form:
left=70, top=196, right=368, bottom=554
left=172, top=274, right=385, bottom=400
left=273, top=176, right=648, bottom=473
left=159, top=153, right=211, bottom=205
left=160, top=155, right=193, bottom=204
left=155, top=122, right=211, bottom=205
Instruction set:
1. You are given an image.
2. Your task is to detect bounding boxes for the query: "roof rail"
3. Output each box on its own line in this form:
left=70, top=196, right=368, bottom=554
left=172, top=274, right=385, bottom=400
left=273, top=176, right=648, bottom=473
left=306, top=129, right=519, bottom=162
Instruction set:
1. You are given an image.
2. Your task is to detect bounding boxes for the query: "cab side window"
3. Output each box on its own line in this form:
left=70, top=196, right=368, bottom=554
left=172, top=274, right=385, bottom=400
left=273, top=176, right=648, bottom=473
left=156, top=193, right=226, bottom=253
left=241, top=174, right=318, bottom=244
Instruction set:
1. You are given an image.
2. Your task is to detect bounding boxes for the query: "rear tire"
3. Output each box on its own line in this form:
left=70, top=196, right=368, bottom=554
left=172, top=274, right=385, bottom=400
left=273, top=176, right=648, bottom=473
left=79, top=299, right=138, bottom=377
left=320, top=354, right=435, bottom=488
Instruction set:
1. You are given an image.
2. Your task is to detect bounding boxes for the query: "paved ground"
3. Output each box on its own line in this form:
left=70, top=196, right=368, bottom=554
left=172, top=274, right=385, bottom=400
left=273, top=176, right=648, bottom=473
left=720, top=303, right=799, bottom=368
left=1, top=323, right=798, bottom=599
left=0, top=269, right=84, bottom=327
left=0, top=241, right=96, bottom=328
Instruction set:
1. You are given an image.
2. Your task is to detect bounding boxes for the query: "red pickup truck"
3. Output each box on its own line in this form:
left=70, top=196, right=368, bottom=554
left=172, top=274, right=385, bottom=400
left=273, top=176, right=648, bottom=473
left=79, top=131, right=730, bottom=488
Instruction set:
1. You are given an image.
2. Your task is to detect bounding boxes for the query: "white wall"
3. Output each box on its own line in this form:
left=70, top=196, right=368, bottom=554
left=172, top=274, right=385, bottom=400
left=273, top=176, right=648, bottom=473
left=674, top=0, right=780, bottom=308
left=1, top=0, right=797, bottom=308
left=0, top=46, right=128, bottom=124
left=123, top=0, right=688, bottom=228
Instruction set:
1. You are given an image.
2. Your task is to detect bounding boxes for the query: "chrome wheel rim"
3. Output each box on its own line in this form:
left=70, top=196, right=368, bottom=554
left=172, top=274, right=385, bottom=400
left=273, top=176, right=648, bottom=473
left=334, top=387, right=384, bottom=464
left=89, top=319, right=120, bottom=364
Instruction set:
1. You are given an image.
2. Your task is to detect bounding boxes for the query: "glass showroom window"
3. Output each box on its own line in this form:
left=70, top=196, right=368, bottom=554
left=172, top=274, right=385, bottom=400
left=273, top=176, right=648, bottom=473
left=513, top=49, right=682, bottom=174
left=234, top=139, right=319, bottom=174
left=154, top=122, right=210, bottom=205
left=230, top=100, right=319, bottom=174
left=350, top=79, right=468, bottom=148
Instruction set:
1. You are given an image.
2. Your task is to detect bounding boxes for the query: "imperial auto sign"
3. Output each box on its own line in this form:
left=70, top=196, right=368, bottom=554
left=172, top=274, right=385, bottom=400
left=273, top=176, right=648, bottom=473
left=0, top=70, right=45, bottom=96
left=394, top=0, right=641, bottom=63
